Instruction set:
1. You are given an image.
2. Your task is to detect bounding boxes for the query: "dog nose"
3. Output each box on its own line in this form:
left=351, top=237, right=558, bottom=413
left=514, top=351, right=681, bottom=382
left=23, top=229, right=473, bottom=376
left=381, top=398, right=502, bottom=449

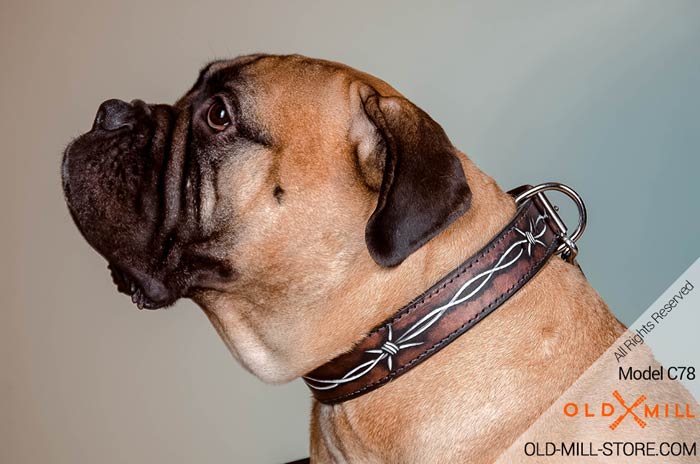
left=94, top=99, right=138, bottom=131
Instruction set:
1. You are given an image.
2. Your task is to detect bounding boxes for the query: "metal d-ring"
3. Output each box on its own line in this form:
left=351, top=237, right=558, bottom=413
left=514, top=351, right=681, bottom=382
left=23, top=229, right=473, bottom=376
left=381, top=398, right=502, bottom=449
left=514, top=183, right=587, bottom=262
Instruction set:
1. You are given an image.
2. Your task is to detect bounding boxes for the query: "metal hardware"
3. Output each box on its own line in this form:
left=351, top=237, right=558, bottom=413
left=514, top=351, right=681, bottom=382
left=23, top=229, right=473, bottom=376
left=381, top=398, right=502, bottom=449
left=514, top=183, right=587, bottom=263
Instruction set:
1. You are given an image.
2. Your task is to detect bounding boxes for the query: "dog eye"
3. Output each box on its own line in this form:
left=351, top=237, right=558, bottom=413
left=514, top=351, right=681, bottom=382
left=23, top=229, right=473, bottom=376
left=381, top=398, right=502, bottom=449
left=206, top=98, right=231, bottom=131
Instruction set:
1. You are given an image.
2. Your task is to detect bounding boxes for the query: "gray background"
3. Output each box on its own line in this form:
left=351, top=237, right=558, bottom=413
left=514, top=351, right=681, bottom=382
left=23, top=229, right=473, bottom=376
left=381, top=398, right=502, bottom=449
left=2, top=1, right=698, bottom=463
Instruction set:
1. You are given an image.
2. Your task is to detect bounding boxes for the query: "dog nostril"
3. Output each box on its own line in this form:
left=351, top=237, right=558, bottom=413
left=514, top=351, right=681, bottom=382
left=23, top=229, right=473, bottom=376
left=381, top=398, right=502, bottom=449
left=94, top=99, right=137, bottom=131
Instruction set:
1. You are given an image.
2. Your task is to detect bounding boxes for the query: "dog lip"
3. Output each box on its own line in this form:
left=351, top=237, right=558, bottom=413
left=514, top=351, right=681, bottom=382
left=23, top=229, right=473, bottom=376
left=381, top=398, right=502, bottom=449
left=109, top=263, right=175, bottom=310
left=61, top=138, right=81, bottom=204
left=61, top=140, right=74, bottom=187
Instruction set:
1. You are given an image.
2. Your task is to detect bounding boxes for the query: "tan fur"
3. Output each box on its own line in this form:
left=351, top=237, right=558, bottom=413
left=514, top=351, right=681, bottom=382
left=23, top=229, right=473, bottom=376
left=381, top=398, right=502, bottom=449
left=190, top=55, right=628, bottom=462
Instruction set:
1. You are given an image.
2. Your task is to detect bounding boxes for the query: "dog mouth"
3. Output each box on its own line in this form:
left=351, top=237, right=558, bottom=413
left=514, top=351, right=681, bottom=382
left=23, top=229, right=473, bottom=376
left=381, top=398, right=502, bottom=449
left=109, top=264, right=153, bottom=310
left=108, top=263, right=174, bottom=310
left=62, top=99, right=189, bottom=310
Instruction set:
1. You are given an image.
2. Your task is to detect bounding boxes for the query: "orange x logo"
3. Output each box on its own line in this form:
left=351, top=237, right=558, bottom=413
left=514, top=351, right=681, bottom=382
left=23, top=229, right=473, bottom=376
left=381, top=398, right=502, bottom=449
left=609, top=390, right=647, bottom=430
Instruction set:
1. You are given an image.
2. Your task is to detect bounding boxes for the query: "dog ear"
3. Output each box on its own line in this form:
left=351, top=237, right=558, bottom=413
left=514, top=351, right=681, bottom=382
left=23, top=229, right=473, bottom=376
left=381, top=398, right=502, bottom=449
left=355, top=89, right=472, bottom=267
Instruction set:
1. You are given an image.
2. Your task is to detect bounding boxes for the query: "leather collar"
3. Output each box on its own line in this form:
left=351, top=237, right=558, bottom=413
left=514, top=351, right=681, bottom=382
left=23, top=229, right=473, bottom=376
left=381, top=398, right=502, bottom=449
left=303, top=184, right=583, bottom=404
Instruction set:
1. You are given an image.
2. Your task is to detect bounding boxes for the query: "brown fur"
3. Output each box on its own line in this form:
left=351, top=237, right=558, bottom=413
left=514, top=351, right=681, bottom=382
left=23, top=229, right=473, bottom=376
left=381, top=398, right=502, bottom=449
left=180, top=55, right=632, bottom=462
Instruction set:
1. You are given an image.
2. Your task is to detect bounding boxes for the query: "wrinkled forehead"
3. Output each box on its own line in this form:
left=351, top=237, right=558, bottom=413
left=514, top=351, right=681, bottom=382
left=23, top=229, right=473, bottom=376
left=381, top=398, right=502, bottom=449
left=177, top=55, right=350, bottom=106
left=174, top=55, right=268, bottom=108
left=178, top=54, right=400, bottom=108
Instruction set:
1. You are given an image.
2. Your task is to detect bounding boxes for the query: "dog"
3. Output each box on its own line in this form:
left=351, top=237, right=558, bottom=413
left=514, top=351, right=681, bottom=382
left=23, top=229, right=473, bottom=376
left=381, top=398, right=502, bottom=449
left=63, top=54, right=655, bottom=463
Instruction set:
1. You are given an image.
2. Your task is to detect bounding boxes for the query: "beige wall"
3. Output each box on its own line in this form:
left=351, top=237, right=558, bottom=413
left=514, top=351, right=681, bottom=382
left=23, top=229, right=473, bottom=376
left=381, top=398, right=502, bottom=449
left=2, top=1, right=698, bottom=462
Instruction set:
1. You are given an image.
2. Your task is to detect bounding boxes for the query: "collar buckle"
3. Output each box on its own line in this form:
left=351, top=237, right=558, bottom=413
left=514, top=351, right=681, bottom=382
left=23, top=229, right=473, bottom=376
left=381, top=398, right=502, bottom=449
left=514, top=183, right=587, bottom=263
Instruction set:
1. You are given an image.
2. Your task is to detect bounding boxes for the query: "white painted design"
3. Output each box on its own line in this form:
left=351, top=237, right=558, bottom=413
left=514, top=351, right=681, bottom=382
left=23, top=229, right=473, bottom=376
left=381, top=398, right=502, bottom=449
left=304, top=212, right=548, bottom=392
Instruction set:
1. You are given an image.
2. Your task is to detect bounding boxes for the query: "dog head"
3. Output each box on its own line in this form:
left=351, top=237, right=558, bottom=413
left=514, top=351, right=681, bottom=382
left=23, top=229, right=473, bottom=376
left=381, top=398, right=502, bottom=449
left=62, top=54, right=472, bottom=379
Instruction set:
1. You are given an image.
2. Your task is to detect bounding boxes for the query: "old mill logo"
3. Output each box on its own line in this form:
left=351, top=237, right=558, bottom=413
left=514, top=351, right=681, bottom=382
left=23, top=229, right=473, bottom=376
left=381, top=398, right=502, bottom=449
left=564, top=390, right=697, bottom=430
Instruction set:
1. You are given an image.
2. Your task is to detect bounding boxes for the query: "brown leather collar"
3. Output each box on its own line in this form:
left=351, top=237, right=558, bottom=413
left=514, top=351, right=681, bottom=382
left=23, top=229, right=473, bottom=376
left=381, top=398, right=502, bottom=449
left=303, top=185, right=581, bottom=404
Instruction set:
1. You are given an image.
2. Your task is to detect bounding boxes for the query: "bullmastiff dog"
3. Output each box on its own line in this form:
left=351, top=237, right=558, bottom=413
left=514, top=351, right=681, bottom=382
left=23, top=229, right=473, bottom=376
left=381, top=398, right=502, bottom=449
left=62, top=54, right=631, bottom=462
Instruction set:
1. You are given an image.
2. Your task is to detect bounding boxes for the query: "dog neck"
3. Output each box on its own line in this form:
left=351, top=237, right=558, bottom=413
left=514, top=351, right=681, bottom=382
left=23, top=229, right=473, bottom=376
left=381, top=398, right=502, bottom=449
left=302, top=162, right=560, bottom=403
left=308, top=157, right=519, bottom=370
left=307, top=155, right=622, bottom=462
